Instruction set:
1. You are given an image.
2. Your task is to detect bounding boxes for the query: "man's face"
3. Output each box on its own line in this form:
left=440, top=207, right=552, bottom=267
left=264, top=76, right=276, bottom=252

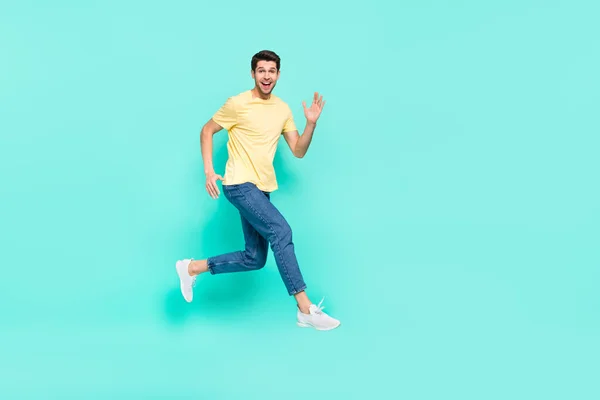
left=252, top=60, right=280, bottom=95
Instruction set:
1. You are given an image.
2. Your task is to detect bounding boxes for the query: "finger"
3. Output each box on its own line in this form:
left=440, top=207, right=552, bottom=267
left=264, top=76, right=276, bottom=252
left=206, top=184, right=215, bottom=199
left=318, top=95, right=323, bottom=107
left=211, top=181, right=220, bottom=198
left=321, top=100, right=326, bottom=110
left=207, top=182, right=217, bottom=199
left=302, top=100, right=307, bottom=110
left=207, top=179, right=219, bottom=198
left=313, top=92, right=318, bottom=103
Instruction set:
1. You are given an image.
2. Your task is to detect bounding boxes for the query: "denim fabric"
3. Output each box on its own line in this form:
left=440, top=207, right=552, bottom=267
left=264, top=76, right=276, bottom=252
left=206, top=182, right=307, bottom=296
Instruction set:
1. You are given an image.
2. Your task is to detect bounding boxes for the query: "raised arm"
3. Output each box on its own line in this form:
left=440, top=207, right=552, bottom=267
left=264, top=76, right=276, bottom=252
left=283, top=92, right=325, bottom=158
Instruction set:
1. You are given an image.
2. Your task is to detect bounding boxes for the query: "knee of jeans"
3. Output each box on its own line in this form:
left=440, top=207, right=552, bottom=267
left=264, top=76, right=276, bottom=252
left=277, top=223, right=293, bottom=245
left=244, top=250, right=267, bottom=270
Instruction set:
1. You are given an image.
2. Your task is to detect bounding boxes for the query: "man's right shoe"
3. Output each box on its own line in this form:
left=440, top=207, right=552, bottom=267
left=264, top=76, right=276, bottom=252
left=297, top=298, right=341, bottom=331
left=176, top=259, right=196, bottom=302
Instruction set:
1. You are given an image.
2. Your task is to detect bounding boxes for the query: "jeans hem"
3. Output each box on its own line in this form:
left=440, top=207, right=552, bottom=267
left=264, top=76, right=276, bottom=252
left=289, top=285, right=307, bottom=296
left=207, top=258, right=216, bottom=275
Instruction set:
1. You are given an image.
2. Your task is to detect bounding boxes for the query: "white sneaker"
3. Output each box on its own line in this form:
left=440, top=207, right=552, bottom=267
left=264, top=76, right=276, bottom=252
left=297, top=298, right=341, bottom=331
left=176, top=259, right=196, bottom=302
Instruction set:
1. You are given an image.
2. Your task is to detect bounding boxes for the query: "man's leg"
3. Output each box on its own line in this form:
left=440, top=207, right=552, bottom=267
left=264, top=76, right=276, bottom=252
left=220, top=183, right=340, bottom=329
left=219, top=183, right=308, bottom=298
left=176, top=187, right=268, bottom=302
left=185, top=184, right=310, bottom=307
left=187, top=198, right=269, bottom=275
left=211, top=216, right=269, bottom=273
left=177, top=182, right=340, bottom=329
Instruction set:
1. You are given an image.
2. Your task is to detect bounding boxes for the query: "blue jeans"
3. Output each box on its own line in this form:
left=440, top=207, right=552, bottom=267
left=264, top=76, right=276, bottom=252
left=206, top=182, right=307, bottom=296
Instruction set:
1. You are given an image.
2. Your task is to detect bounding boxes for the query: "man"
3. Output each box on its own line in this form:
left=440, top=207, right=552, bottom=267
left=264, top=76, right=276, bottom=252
left=175, top=50, right=340, bottom=331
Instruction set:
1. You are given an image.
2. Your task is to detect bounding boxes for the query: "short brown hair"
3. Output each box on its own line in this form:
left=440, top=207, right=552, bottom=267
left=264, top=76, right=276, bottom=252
left=251, top=50, right=281, bottom=71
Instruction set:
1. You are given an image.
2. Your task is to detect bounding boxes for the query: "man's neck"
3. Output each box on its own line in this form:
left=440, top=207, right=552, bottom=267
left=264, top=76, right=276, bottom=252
left=251, top=87, right=271, bottom=100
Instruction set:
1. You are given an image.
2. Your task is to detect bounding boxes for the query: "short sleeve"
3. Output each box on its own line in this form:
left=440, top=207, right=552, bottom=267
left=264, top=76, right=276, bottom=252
left=212, top=97, right=238, bottom=130
left=282, top=107, right=297, bottom=133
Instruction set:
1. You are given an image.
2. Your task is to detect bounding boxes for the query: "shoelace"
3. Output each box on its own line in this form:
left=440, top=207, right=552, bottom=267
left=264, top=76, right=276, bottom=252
left=313, top=297, right=326, bottom=314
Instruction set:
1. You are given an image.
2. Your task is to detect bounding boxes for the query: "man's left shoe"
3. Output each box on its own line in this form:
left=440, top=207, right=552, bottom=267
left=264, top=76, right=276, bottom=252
left=297, top=298, right=341, bottom=331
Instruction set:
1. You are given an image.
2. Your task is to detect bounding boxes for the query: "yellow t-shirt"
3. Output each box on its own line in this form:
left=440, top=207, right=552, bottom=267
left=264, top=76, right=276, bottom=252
left=212, top=90, right=297, bottom=192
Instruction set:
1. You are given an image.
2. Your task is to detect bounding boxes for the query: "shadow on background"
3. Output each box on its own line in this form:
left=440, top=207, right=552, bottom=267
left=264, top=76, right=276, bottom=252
left=163, top=134, right=299, bottom=325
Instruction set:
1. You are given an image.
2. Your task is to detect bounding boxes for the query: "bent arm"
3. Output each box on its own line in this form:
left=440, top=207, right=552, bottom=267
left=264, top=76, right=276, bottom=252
left=200, top=119, right=224, bottom=174
left=283, top=122, right=316, bottom=159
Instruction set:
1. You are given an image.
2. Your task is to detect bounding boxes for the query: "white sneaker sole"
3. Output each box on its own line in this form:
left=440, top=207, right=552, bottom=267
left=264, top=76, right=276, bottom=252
left=176, top=260, right=193, bottom=303
left=297, top=321, right=341, bottom=331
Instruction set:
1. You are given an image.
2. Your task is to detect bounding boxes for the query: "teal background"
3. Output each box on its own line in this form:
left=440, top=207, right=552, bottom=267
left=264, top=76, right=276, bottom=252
left=1, top=0, right=599, bottom=398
